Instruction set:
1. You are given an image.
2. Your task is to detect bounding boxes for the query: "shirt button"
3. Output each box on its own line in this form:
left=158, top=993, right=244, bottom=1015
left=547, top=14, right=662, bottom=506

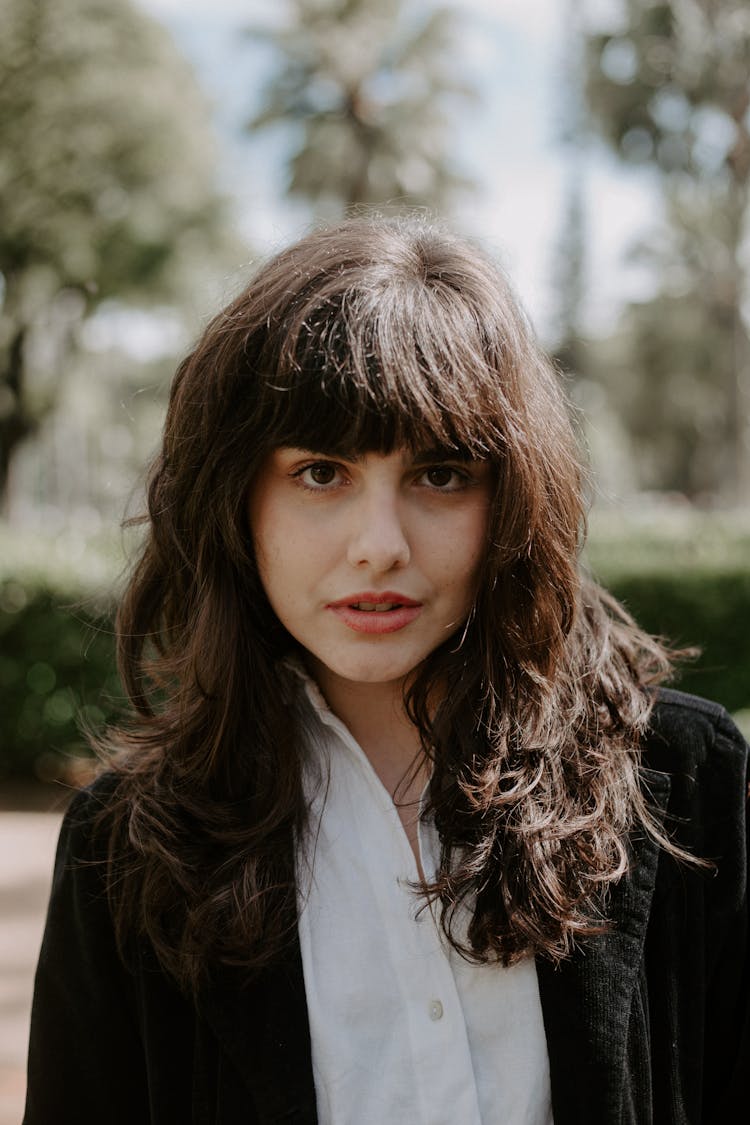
left=429, top=999, right=444, bottom=1021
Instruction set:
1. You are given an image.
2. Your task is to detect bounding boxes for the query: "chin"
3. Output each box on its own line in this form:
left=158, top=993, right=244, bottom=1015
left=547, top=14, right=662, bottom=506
left=320, top=653, right=420, bottom=687
left=341, top=664, right=411, bottom=686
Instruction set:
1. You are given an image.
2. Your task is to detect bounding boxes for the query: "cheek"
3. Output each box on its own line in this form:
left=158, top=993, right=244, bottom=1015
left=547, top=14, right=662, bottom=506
left=449, top=506, right=490, bottom=579
left=250, top=504, right=296, bottom=612
left=254, top=531, right=300, bottom=606
left=427, top=527, right=486, bottom=611
left=252, top=511, right=332, bottom=624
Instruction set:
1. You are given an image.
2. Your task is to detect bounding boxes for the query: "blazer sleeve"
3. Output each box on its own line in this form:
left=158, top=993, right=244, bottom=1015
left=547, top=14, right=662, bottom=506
left=647, top=693, right=750, bottom=1125
left=23, top=782, right=152, bottom=1125
left=704, top=711, right=750, bottom=1123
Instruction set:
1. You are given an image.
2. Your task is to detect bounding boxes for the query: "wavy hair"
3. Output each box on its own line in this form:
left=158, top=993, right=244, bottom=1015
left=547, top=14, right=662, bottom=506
left=99, top=216, right=680, bottom=991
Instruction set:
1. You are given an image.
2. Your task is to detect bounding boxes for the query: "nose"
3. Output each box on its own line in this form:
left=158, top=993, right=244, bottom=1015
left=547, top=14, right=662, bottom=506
left=346, top=487, right=411, bottom=573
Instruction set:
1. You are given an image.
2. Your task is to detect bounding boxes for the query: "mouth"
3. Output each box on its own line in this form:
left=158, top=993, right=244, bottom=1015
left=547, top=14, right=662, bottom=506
left=327, top=592, right=421, bottom=611
left=350, top=601, right=408, bottom=612
left=326, top=593, right=423, bottom=634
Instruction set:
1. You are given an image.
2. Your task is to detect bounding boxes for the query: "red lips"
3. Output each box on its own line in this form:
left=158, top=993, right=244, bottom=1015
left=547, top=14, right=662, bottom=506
left=326, top=592, right=423, bottom=634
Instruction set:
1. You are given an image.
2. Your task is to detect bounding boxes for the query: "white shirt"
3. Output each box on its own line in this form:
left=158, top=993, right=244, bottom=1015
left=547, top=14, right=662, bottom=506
left=293, top=669, right=554, bottom=1125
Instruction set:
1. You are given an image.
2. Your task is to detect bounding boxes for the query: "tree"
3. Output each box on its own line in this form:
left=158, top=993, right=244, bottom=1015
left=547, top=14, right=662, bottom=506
left=590, top=284, right=736, bottom=496
left=550, top=0, right=589, bottom=382
left=584, top=0, right=750, bottom=502
left=245, top=0, right=476, bottom=214
left=0, top=0, right=227, bottom=502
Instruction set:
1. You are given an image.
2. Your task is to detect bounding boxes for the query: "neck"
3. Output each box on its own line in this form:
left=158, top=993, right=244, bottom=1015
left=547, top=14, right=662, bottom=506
left=307, top=662, right=427, bottom=802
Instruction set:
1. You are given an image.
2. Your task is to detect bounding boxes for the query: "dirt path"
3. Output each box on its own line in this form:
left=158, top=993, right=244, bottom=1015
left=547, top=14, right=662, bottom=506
left=0, top=812, right=63, bottom=1125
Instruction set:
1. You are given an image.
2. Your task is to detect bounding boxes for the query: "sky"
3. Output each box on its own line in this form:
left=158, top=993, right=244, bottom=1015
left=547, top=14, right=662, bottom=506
left=134, top=0, right=661, bottom=341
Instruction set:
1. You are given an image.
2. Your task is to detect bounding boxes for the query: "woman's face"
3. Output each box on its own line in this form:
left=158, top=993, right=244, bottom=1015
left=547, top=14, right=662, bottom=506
left=249, top=446, right=493, bottom=697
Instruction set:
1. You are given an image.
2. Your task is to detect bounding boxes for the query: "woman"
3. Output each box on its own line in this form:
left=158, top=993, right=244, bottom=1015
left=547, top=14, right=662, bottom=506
left=25, top=217, right=748, bottom=1124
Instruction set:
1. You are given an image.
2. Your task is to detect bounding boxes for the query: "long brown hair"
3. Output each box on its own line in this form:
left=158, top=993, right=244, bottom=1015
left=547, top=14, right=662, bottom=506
left=100, top=216, right=678, bottom=991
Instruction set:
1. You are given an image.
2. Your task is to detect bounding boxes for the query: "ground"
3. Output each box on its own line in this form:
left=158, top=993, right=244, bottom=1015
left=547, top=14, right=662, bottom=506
left=0, top=805, right=64, bottom=1125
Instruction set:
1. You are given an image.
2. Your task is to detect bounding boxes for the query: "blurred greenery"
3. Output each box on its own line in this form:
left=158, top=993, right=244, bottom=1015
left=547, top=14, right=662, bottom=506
left=586, top=506, right=750, bottom=576
left=246, top=0, right=477, bottom=213
left=606, top=569, right=750, bottom=716
left=587, top=508, right=750, bottom=717
left=0, top=587, right=118, bottom=784
left=0, top=526, right=122, bottom=783
left=583, top=0, right=750, bottom=503
left=0, top=0, right=230, bottom=501
left=586, top=287, right=739, bottom=498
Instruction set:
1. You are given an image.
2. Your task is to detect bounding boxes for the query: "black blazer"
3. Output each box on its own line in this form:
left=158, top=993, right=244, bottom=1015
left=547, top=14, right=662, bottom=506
left=24, top=690, right=749, bottom=1124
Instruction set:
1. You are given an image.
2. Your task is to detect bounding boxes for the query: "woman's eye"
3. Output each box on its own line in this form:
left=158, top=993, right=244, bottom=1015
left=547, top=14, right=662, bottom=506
left=423, top=466, right=466, bottom=490
left=297, top=462, right=341, bottom=488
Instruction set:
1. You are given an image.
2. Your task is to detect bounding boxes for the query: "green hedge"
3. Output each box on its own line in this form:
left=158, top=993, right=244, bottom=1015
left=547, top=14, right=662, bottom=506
left=0, top=524, right=125, bottom=784
left=0, top=582, right=121, bottom=783
left=587, top=509, right=750, bottom=726
left=601, top=570, right=750, bottom=715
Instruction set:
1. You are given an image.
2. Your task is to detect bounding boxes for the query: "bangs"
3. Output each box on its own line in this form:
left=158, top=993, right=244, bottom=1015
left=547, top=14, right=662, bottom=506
left=254, top=282, right=509, bottom=460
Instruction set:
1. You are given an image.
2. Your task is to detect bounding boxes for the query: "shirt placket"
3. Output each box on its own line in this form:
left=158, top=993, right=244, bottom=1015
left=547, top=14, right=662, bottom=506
left=321, top=712, right=483, bottom=1125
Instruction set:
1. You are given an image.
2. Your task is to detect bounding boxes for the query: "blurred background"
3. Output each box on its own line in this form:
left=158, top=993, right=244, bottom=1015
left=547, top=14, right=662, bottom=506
left=1, top=0, right=749, bottom=1117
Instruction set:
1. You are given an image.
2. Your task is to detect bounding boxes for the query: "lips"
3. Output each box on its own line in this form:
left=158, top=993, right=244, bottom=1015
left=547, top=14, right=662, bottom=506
left=327, top=591, right=421, bottom=610
left=326, top=592, right=423, bottom=634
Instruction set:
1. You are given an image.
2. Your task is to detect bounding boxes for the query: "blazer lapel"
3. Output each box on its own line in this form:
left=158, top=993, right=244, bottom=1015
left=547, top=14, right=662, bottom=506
left=200, top=939, right=317, bottom=1124
left=536, top=767, right=671, bottom=1125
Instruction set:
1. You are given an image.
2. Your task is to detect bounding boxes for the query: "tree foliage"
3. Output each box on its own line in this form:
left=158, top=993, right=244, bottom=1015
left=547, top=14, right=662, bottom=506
left=584, top=0, right=750, bottom=501
left=246, top=0, right=476, bottom=213
left=0, top=0, right=227, bottom=500
left=585, top=0, right=750, bottom=182
left=591, top=284, right=735, bottom=495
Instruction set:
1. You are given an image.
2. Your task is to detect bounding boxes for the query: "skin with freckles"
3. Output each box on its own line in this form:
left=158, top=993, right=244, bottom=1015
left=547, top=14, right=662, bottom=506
left=249, top=446, right=493, bottom=808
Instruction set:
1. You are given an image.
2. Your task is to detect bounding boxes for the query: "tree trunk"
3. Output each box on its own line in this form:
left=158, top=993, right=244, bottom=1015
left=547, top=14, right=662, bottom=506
left=0, top=322, right=33, bottom=509
left=724, top=181, right=750, bottom=507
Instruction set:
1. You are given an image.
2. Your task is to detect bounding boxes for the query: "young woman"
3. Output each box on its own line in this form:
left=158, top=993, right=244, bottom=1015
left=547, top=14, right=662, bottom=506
left=25, top=217, right=748, bottom=1125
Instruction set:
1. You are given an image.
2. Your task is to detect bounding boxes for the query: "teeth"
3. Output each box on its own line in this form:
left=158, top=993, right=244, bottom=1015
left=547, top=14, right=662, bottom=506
left=353, top=602, right=399, bottom=612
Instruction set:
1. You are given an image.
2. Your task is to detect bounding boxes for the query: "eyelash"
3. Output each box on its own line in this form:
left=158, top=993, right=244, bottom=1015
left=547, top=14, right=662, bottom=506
left=291, top=461, right=473, bottom=493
